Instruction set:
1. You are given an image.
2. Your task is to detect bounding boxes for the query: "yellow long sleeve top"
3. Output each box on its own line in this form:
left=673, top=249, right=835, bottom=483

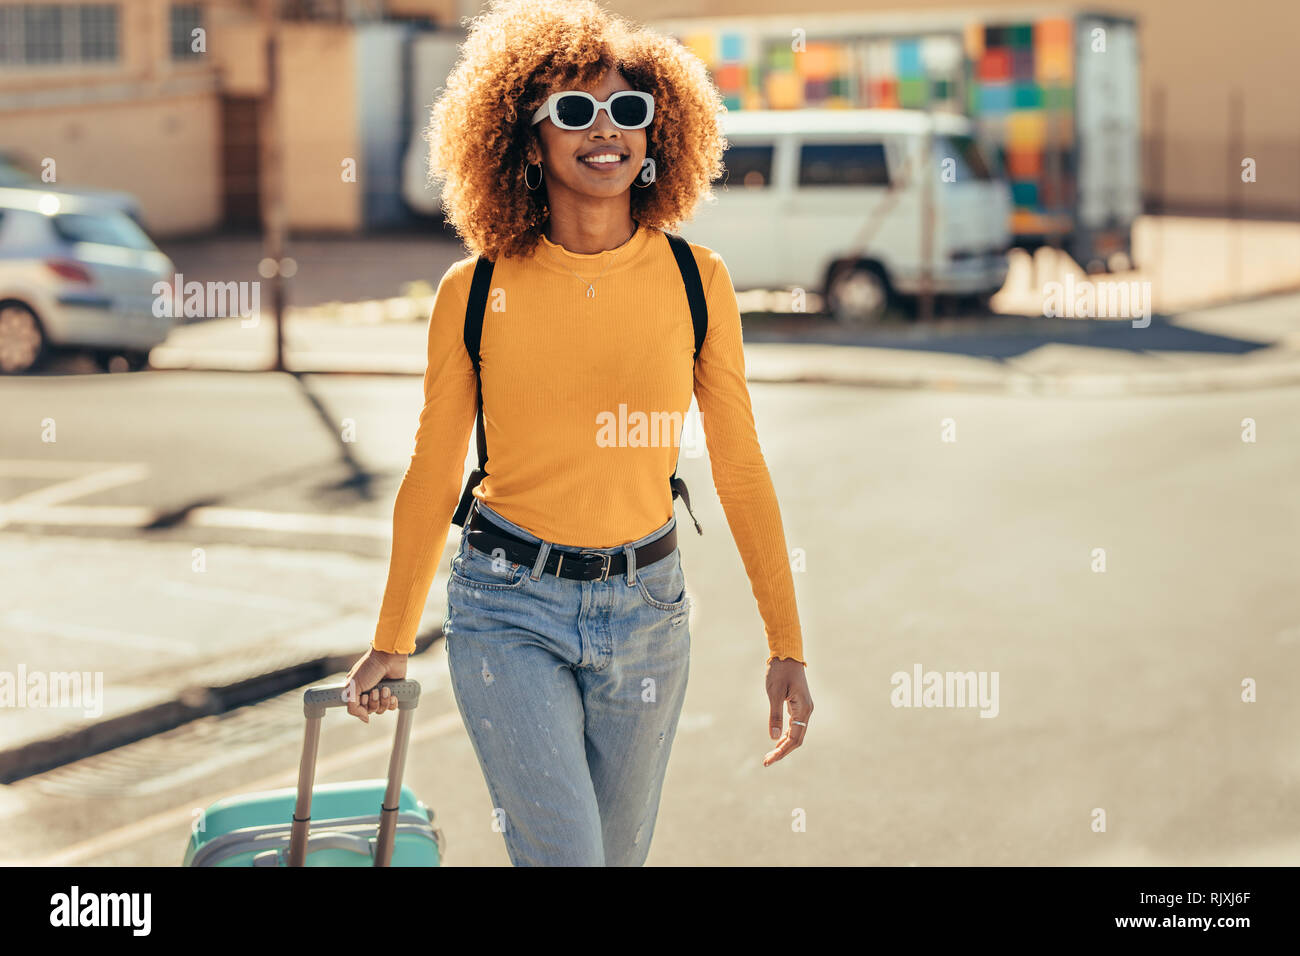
left=370, top=224, right=805, bottom=665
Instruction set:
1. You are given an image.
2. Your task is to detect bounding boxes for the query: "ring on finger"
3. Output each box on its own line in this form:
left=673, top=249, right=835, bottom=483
left=792, top=719, right=807, bottom=727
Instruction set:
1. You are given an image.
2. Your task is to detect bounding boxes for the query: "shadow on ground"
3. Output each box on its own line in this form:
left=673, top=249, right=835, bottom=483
left=740, top=311, right=1274, bottom=362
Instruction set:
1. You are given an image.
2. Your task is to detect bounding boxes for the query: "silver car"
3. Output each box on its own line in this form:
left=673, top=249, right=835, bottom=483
left=0, top=151, right=145, bottom=226
left=0, top=187, right=176, bottom=373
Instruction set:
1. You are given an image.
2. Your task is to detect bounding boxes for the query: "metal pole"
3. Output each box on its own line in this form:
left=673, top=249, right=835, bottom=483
left=1149, top=84, right=1165, bottom=311
left=919, top=111, right=935, bottom=322
left=259, top=0, right=287, bottom=372
left=1227, top=89, right=1243, bottom=300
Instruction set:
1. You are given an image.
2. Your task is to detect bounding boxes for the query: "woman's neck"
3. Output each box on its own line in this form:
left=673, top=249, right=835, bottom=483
left=543, top=198, right=637, bottom=255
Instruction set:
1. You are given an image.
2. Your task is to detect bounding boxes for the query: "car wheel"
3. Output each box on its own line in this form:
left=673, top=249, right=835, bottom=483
left=0, top=302, right=46, bottom=374
left=826, top=263, right=889, bottom=325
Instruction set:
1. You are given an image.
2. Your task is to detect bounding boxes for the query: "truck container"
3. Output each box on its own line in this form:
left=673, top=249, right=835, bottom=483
left=652, top=6, right=1141, bottom=271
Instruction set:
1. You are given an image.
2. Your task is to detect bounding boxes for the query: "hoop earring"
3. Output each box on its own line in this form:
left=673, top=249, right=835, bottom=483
left=524, top=162, right=543, bottom=191
left=633, top=157, right=656, bottom=189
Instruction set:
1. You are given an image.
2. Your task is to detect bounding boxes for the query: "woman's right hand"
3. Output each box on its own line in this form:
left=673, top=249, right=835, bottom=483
left=343, top=647, right=409, bottom=723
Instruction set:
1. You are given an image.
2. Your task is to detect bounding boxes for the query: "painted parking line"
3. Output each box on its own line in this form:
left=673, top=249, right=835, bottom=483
left=147, top=579, right=340, bottom=615
left=0, top=504, right=157, bottom=527
left=0, top=461, right=150, bottom=530
left=0, top=461, right=417, bottom=537
left=3, top=505, right=460, bottom=543
left=187, top=507, right=393, bottom=538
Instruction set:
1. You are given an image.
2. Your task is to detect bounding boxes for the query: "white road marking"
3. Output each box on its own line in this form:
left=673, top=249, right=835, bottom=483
left=0, top=609, right=202, bottom=657
left=0, top=460, right=128, bottom=478
left=5, top=710, right=463, bottom=866
left=187, top=507, right=393, bottom=538
left=0, top=459, right=467, bottom=542
left=0, top=462, right=149, bottom=529
left=147, top=579, right=341, bottom=615
left=0, top=505, right=156, bottom=527
left=1, top=504, right=464, bottom=543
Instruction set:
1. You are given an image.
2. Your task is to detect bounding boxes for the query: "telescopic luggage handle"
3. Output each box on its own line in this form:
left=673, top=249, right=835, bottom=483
left=289, top=678, right=421, bottom=867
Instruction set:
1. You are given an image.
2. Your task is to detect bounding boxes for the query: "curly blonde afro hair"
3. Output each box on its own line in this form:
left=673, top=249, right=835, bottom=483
left=425, top=0, right=726, bottom=261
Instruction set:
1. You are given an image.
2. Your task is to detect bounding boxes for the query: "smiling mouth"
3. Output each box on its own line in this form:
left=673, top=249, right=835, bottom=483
left=579, top=152, right=628, bottom=170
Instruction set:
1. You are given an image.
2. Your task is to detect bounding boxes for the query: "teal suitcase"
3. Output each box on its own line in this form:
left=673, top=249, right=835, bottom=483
left=184, top=679, right=443, bottom=867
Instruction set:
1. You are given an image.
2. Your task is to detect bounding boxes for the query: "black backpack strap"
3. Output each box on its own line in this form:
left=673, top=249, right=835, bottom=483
left=450, top=255, right=495, bottom=527
left=664, top=232, right=708, bottom=536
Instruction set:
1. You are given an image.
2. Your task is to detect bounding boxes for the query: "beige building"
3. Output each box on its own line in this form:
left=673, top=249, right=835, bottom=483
left=0, top=0, right=462, bottom=234
left=1, top=0, right=1295, bottom=236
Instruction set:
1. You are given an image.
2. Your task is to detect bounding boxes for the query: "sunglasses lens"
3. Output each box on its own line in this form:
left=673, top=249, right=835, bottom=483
left=610, top=94, right=649, bottom=128
left=554, top=94, right=595, bottom=129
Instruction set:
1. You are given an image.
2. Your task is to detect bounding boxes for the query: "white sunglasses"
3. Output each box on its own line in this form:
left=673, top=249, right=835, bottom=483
left=530, top=91, right=655, bottom=131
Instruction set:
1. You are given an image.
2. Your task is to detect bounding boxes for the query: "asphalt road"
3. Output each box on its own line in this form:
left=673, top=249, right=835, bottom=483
left=1, top=373, right=1297, bottom=865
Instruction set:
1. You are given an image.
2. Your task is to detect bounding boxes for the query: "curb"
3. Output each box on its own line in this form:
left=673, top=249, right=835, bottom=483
left=744, top=352, right=1300, bottom=397
left=0, top=632, right=441, bottom=785
left=146, top=343, right=1300, bottom=397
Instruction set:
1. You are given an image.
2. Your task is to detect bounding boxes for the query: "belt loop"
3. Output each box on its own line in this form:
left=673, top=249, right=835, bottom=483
left=530, top=538, right=552, bottom=581
left=624, top=541, right=637, bottom=586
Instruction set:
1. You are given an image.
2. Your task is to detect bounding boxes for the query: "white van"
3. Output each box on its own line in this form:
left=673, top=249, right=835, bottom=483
left=680, top=109, right=1012, bottom=323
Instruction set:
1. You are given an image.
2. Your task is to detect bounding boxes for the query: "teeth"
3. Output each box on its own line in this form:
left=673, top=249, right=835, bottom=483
left=581, top=154, right=623, bottom=164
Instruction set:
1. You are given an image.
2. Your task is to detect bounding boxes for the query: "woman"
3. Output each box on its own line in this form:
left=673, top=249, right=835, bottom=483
left=343, top=0, right=812, bottom=866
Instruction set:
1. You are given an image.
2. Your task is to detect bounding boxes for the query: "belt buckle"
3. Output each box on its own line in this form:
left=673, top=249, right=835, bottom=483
left=577, top=550, right=611, bottom=582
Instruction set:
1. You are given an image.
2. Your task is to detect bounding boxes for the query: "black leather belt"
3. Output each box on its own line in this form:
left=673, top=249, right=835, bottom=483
left=465, top=507, right=677, bottom=582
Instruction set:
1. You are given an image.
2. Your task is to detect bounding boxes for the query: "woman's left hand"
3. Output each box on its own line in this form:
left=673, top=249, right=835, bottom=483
left=763, top=658, right=812, bottom=766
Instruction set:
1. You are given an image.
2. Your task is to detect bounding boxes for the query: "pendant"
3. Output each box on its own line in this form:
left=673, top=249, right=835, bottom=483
left=586, top=285, right=595, bottom=298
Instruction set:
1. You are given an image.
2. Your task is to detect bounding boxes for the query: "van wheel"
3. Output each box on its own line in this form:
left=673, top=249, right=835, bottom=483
left=95, top=349, right=151, bottom=373
left=826, top=264, right=889, bottom=325
left=0, top=302, right=46, bottom=374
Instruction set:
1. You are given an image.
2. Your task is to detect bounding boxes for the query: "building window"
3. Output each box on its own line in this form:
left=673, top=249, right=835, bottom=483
left=24, top=5, right=66, bottom=65
left=798, top=143, right=891, bottom=187
left=79, top=4, right=118, bottom=62
left=170, top=4, right=203, bottom=60
left=0, top=4, right=120, bottom=67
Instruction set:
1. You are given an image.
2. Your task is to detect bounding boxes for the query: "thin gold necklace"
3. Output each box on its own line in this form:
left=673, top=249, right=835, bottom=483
left=550, top=225, right=637, bottom=298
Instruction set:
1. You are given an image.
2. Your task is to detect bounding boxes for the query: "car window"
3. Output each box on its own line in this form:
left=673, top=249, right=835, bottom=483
left=714, top=144, right=775, bottom=188
left=941, top=135, right=995, bottom=182
left=51, top=210, right=157, bottom=251
left=798, top=142, right=890, bottom=187
left=0, top=165, right=36, bottom=187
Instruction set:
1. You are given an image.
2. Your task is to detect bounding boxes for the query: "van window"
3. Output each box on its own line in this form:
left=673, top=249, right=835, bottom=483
left=715, top=144, right=774, bottom=188
left=940, top=135, right=994, bottom=182
left=798, top=143, right=889, bottom=187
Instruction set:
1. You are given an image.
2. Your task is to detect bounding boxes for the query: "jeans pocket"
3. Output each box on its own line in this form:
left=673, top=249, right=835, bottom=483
left=450, top=540, right=530, bottom=591
left=634, top=550, right=688, bottom=611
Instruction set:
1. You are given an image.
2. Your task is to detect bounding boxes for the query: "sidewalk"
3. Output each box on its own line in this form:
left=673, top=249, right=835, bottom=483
left=148, top=289, right=1300, bottom=397
left=0, top=531, right=456, bottom=782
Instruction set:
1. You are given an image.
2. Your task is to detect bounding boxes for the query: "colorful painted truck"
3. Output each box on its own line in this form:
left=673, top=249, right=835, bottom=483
left=652, top=7, right=1141, bottom=272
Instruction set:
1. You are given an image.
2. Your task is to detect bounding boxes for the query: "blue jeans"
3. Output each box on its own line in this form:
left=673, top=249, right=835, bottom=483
left=442, top=499, right=691, bottom=866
